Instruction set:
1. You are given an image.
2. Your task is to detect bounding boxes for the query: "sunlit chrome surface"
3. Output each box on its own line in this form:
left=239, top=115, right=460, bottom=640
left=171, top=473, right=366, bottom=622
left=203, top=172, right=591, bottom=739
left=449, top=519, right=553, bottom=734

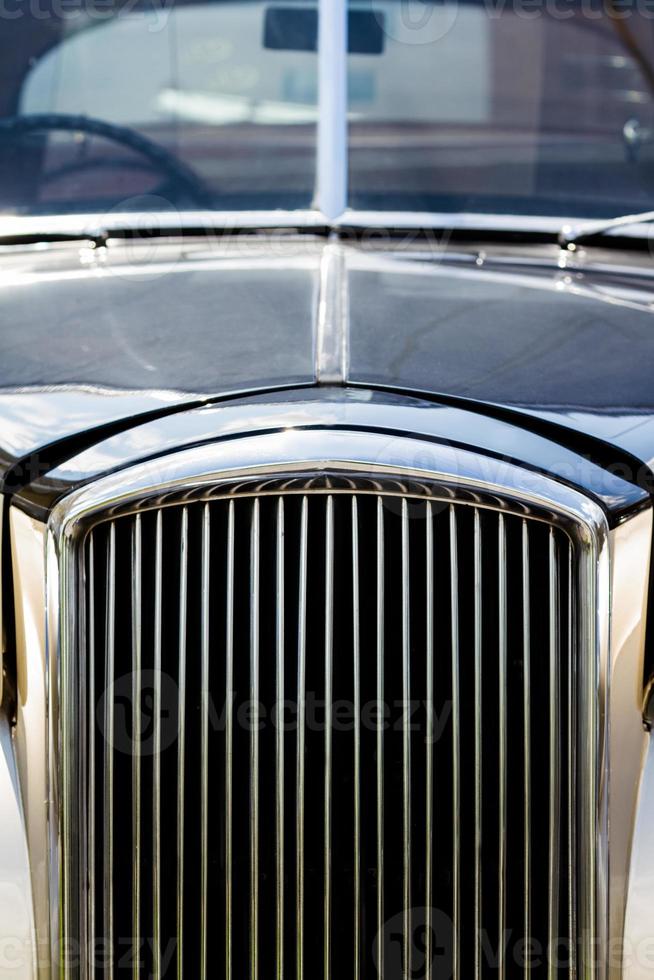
left=1, top=208, right=649, bottom=245
left=49, top=428, right=611, bottom=535
left=315, top=244, right=348, bottom=384
left=36, top=424, right=611, bottom=979
left=316, top=0, right=347, bottom=221
left=10, top=409, right=652, bottom=978
left=28, top=390, right=647, bottom=522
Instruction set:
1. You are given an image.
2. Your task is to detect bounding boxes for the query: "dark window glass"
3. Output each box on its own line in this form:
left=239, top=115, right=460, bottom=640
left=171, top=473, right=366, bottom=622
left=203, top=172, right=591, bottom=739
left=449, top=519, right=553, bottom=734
left=0, top=0, right=318, bottom=215
left=348, top=0, right=654, bottom=218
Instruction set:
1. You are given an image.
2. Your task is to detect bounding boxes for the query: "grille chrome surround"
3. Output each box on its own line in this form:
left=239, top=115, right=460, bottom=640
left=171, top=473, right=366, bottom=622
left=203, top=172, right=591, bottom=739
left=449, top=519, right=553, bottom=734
left=48, top=428, right=610, bottom=980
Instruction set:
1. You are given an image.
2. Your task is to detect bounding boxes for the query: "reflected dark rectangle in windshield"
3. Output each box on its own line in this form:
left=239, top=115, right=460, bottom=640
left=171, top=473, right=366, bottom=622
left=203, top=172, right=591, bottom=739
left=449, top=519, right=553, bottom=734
left=264, top=6, right=385, bottom=54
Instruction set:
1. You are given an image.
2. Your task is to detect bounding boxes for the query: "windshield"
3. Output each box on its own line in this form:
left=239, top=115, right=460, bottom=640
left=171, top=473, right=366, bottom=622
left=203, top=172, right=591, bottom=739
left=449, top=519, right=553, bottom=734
left=348, top=1, right=654, bottom=218
left=2, top=0, right=654, bottom=220
left=0, top=0, right=318, bottom=214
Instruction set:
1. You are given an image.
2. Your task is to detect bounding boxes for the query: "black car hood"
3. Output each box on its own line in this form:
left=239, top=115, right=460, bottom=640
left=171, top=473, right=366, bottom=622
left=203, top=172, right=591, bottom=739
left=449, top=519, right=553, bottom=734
left=347, top=250, right=654, bottom=466
left=2, top=236, right=654, bottom=483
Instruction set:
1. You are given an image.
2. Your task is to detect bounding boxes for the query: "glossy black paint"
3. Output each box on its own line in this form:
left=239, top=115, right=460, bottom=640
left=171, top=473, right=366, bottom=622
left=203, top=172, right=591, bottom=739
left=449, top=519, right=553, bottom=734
left=14, top=388, right=648, bottom=525
left=346, top=256, right=654, bottom=463
left=2, top=236, right=654, bottom=522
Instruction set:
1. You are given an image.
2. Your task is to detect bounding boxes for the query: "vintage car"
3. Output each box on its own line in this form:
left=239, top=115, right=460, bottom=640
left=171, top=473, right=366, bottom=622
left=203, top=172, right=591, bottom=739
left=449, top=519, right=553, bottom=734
left=2, top=0, right=654, bottom=977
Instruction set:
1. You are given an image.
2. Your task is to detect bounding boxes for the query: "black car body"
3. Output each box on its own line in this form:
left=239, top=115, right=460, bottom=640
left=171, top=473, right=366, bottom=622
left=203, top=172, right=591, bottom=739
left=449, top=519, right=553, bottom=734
left=2, top=3, right=654, bottom=979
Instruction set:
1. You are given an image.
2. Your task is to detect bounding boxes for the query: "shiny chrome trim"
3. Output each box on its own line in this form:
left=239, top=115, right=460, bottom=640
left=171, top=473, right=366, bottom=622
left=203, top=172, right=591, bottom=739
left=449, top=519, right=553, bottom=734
left=317, top=0, right=347, bottom=220
left=425, top=501, right=434, bottom=980
left=44, top=424, right=612, bottom=980
left=131, top=517, right=142, bottom=980
left=473, top=509, right=482, bottom=980
left=46, top=391, right=644, bottom=517
left=0, top=210, right=330, bottom=243
left=152, top=511, right=163, bottom=980
left=449, top=504, right=461, bottom=980
left=0, top=209, right=595, bottom=246
left=338, top=210, right=583, bottom=235
left=401, top=498, right=411, bottom=980
left=275, top=498, right=285, bottom=980
left=225, top=501, right=235, bottom=980
left=315, top=244, right=348, bottom=384
left=199, top=504, right=210, bottom=980
left=323, top=495, right=334, bottom=980
left=522, top=521, right=532, bottom=980
left=88, top=531, right=97, bottom=980
left=250, top=498, right=260, bottom=980
left=177, top=508, right=188, bottom=980
left=103, top=523, right=115, bottom=980
left=296, top=497, right=308, bottom=980
left=375, top=497, right=385, bottom=980
left=49, top=429, right=612, bottom=530
left=548, top=529, right=561, bottom=980
left=351, top=496, right=361, bottom=980
left=567, top=542, right=577, bottom=980
left=559, top=208, right=654, bottom=247
left=497, top=513, right=507, bottom=980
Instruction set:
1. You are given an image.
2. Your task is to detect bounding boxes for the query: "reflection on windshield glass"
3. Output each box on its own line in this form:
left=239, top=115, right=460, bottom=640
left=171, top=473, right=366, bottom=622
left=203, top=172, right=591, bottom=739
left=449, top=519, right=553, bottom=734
left=0, top=0, right=318, bottom=215
left=3, top=0, right=654, bottom=219
left=348, top=0, right=654, bottom=218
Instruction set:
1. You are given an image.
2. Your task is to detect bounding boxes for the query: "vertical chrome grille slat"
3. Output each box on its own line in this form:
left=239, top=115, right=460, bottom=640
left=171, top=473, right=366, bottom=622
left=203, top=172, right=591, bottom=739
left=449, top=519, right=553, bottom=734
left=152, top=510, right=163, bottom=980
left=87, top=534, right=96, bottom=980
left=200, top=504, right=210, bottom=980
left=351, top=497, right=361, bottom=980
left=449, top=505, right=460, bottom=980
left=473, top=509, right=482, bottom=980
left=375, top=498, right=385, bottom=980
left=296, top=497, right=308, bottom=980
left=498, top=514, right=507, bottom=980
left=568, top=542, right=577, bottom=980
left=401, top=498, right=411, bottom=980
left=522, top=521, right=531, bottom=980
left=103, top=522, right=116, bottom=980
left=425, top=501, right=434, bottom=980
left=75, top=484, right=593, bottom=980
left=177, top=508, right=188, bottom=980
left=132, top=516, right=142, bottom=980
left=225, top=500, right=235, bottom=980
left=324, top=496, right=334, bottom=980
left=275, top=498, right=285, bottom=980
left=548, top=528, right=561, bottom=980
left=250, top=498, right=260, bottom=980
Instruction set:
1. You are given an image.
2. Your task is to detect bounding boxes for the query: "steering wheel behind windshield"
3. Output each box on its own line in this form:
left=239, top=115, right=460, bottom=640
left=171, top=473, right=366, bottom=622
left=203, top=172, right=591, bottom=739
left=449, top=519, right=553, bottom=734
left=0, top=113, right=214, bottom=210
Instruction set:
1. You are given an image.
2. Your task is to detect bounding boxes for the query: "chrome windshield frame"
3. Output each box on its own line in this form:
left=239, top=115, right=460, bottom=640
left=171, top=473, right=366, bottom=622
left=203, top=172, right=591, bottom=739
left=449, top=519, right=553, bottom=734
left=316, top=0, right=348, bottom=220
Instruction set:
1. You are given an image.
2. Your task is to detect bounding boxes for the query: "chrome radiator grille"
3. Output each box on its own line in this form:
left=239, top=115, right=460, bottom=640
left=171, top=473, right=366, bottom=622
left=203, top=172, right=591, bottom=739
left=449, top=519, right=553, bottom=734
left=64, top=481, right=595, bottom=978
